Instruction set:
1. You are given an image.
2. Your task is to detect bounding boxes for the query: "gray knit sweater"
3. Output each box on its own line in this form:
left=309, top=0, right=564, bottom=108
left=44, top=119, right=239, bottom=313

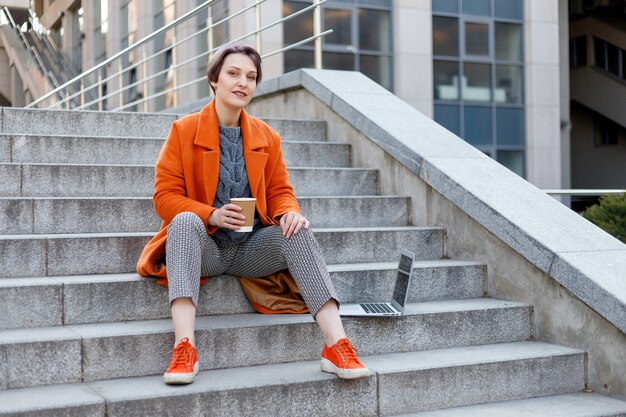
left=211, top=126, right=258, bottom=247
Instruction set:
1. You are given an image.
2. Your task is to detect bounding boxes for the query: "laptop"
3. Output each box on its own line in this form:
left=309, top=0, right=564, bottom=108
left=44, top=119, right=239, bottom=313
left=339, top=249, right=415, bottom=317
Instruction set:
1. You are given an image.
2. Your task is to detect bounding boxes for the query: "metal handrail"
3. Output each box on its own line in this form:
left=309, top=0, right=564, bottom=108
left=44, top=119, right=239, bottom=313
left=27, top=0, right=218, bottom=108
left=114, top=29, right=333, bottom=111
left=74, top=0, right=271, bottom=110
left=544, top=189, right=626, bottom=196
left=26, top=0, right=328, bottom=112
left=88, top=0, right=330, bottom=111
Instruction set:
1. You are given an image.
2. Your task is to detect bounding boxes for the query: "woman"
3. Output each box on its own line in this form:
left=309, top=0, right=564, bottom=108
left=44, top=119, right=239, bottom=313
left=137, top=45, right=369, bottom=385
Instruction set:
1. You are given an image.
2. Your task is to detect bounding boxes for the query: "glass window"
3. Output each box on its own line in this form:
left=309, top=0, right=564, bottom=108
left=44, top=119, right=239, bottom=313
left=433, top=16, right=459, bottom=56
left=495, top=23, right=522, bottom=61
left=464, top=106, right=492, bottom=145
left=323, top=51, right=354, bottom=70
left=284, top=49, right=314, bottom=73
left=360, top=55, right=392, bottom=90
left=434, top=104, right=461, bottom=136
left=594, top=37, right=606, bottom=68
left=283, top=1, right=313, bottom=45
left=463, top=63, right=491, bottom=102
left=497, top=150, right=524, bottom=177
left=607, top=43, right=619, bottom=76
left=496, top=108, right=524, bottom=146
left=494, top=0, right=523, bottom=20
left=462, top=0, right=490, bottom=17
left=360, top=0, right=392, bottom=7
left=465, top=22, right=489, bottom=56
left=359, top=8, right=391, bottom=52
left=495, top=65, right=523, bottom=104
left=432, top=0, right=458, bottom=13
left=434, top=60, right=460, bottom=100
left=324, top=8, right=352, bottom=46
left=569, top=36, right=587, bottom=69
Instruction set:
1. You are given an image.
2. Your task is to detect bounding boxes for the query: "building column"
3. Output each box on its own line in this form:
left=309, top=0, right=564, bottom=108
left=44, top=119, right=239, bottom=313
left=61, top=7, right=80, bottom=70
left=393, top=0, right=433, bottom=117
left=175, top=0, right=206, bottom=105
left=136, top=0, right=160, bottom=111
left=524, top=0, right=562, bottom=190
left=106, top=0, right=124, bottom=109
left=558, top=0, right=571, bottom=203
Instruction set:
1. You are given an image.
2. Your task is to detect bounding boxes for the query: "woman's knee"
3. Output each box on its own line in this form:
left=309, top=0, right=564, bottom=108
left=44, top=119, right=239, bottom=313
left=168, top=212, right=205, bottom=236
left=286, top=227, right=316, bottom=248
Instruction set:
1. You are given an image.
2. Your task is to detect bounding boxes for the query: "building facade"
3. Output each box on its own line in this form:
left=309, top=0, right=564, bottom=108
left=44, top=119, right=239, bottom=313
left=0, top=0, right=624, bottom=197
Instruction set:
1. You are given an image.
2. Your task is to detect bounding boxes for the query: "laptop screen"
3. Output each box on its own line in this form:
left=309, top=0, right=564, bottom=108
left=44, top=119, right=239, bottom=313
left=391, top=252, right=413, bottom=308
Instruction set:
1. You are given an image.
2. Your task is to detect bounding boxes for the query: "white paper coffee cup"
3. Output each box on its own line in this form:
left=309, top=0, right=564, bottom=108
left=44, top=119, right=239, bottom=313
left=230, top=198, right=256, bottom=232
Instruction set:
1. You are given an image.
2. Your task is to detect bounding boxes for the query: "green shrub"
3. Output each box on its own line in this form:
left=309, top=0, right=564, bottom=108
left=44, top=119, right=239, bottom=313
left=581, top=193, right=626, bottom=244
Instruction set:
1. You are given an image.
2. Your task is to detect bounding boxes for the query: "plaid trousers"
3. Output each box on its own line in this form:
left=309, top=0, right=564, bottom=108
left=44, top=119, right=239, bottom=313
left=165, top=211, right=337, bottom=317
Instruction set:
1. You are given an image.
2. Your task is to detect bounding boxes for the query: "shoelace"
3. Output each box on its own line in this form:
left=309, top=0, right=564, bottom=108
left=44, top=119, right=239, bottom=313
left=170, top=341, right=192, bottom=368
left=335, top=339, right=362, bottom=365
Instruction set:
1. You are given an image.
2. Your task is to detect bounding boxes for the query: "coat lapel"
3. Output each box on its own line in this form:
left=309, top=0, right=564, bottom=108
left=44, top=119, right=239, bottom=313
left=195, top=100, right=220, bottom=204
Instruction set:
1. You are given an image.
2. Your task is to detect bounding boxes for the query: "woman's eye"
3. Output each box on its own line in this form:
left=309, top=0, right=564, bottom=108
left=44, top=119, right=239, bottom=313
left=248, top=76, right=256, bottom=81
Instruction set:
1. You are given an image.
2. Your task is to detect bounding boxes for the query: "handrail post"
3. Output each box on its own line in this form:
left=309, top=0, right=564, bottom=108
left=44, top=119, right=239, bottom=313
left=117, top=61, right=124, bottom=109
left=313, top=0, right=322, bottom=69
left=142, top=50, right=148, bottom=112
left=207, top=13, right=214, bottom=64
left=80, top=80, right=85, bottom=107
left=255, top=1, right=261, bottom=53
left=97, top=68, right=103, bottom=111
left=172, top=35, right=178, bottom=108
left=65, top=87, right=70, bottom=109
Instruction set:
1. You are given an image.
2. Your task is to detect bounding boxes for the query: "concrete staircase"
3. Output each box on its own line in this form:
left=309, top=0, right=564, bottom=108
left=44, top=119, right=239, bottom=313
left=1, top=109, right=626, bottom=416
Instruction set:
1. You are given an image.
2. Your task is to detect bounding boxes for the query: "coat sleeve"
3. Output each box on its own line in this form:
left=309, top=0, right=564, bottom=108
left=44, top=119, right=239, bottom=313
left=153, top=122, right=216, bottom=229
left=265, top=131, right=301, bottom=222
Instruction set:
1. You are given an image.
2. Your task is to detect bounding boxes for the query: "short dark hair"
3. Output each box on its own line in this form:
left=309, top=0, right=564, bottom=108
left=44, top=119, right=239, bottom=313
left=207, top=45, right=262, bottom=93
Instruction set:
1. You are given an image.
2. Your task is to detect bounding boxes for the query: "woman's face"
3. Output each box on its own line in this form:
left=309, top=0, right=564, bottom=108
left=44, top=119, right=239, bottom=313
left=210, top=53, right=258, bottom=111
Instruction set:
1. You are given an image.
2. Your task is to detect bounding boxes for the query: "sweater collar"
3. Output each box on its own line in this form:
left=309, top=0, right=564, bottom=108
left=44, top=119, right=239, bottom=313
left=194, top=99, right=268, bottom=151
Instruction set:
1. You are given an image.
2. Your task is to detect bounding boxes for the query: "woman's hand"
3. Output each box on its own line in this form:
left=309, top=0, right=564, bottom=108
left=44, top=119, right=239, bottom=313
left=208, top=204, right=246, bottom=230
left=279, top=211, right=310, bottom=239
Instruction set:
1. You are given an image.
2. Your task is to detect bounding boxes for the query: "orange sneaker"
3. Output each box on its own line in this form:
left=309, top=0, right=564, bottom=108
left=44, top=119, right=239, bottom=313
left=163, top=338, right=199, bottom=385
left=321, top=338, right=370, bottom=379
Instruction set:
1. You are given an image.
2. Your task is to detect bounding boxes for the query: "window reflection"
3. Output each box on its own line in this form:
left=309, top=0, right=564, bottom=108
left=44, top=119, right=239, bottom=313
left=463, top=63, right=491, bottom=102
left=322, top=51, right=354, bottom=70
left=433, top=16, right=459, bottom=56
left=495, top=23, right=522, bottom=62
left=324, top=8, right=352, bottom=46
left=283, top=1, right=313, bottom=45
left=496, top=65, right=523, bottom=104
left=463, top=0, right=490, bottom=16
left=434, top=60, right=460, bottom=100
left=465, top=106, right=493, bottom=146
left=359, top=8, right=391, bottom=52
left=360, top=55, right=392, bottom=90
left=465, top=22, right=489, bottom=56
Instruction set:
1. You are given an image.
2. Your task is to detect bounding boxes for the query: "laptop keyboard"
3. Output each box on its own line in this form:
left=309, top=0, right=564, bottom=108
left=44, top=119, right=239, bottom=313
left=360, top=303, right=396, bottom=314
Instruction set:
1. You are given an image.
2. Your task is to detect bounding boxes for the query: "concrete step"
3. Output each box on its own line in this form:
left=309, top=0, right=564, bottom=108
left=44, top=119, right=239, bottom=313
left=263, top=118, right=327, bottom=142
left=0, top=134, right=348, bottom=167
left=0, top=260, right=485, bottom=328
left=0, top=195, right=411, bottom=234
left=393, top=392, right=626, bottom=417
left=0, top=108, right=328, bottom=142
left=0, top=341, right=584, bottom=416
left=0, top=226, right=445, bottom=277
left=0, top=299, right=532, bottom=389
left=0, top=163, right=379, bottom=197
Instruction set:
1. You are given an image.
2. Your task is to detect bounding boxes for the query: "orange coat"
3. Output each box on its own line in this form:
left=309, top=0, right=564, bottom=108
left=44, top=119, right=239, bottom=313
left=136, top=100, right=301, bottom=280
